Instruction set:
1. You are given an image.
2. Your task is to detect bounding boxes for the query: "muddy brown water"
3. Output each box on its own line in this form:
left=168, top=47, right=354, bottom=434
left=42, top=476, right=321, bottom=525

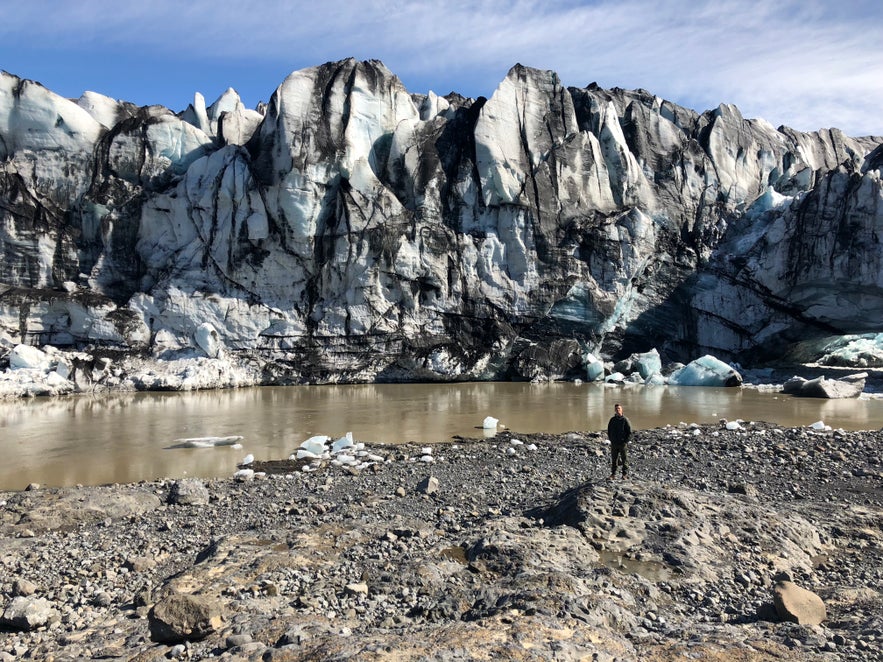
left=2, top=382, right=882, bottom=490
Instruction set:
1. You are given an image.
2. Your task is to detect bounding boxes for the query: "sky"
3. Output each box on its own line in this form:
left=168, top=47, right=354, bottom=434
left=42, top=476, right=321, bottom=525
left=1, top=0, right=882, bottom=137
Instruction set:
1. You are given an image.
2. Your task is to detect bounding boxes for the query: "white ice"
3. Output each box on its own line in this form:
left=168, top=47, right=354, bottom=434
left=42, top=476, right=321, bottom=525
left=332, top=432, right=355, bottom=452
left=171, top=435, right=243, bottom=448
left=668, top=355, right=742, bottom=387
left=299, top=435, right=330, bottom=455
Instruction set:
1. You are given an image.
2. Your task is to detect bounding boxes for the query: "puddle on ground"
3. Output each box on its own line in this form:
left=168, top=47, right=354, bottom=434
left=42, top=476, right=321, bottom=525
left=598, top=550, right=674, bottom=582
left=252, top=539, right=291, bottom=552
left=440, top=546, right=468, bottom=564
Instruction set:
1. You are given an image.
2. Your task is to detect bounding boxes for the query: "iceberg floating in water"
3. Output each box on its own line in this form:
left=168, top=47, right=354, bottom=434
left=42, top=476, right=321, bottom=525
left=585, top=352, right=605, bottom=382
left=782, top=373, right=866, bottom=399
left=668, top=355, right=742, bottom=387
left=483, top=416, right=499, bottom=429
left=168, top=435, right=244, bottom=449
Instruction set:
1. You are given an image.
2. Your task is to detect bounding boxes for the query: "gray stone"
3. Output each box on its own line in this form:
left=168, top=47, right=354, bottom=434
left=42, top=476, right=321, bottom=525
left=125, top=555, right=157, bottom=572
left=11, top=578, right=37, bottom=597
left=167, top=479, right=210, bottom=506
left=418, top=475, right=439, bottom=495
left=345, top=582, right=369, bottom=596
left=226, top=633, right=253, bottom=648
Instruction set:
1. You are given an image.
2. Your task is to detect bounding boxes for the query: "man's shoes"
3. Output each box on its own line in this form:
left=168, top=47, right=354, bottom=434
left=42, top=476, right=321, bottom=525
left=622, top=473, right=628, bottom=479
left=607, top=474, right=615, bottom=480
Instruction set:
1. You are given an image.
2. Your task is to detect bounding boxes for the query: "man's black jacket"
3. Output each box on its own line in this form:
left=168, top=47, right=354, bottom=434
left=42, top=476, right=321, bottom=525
left=607, top=415, right=632, bottom=445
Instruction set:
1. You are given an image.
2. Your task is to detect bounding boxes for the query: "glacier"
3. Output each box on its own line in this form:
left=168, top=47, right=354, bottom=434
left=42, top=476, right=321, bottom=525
left=0, top=58, right=881, bottom=394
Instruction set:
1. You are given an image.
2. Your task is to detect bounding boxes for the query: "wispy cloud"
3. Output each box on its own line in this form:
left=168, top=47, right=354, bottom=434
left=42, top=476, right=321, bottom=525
left=2, top=0, right=881, bottom=135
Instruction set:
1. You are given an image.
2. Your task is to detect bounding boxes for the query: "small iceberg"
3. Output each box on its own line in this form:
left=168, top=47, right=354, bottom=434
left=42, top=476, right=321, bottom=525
left=167, top=435, right=244, bottom=449
left=668, top=355, right=742, bottom=387
left=483, top=416, right=499, bottom=430
left=782, top=373, right=866, bottom=399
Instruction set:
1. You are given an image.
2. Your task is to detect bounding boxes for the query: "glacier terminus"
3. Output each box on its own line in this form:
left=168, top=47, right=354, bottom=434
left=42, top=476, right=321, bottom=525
left=0, top=59, right=881, bottom=395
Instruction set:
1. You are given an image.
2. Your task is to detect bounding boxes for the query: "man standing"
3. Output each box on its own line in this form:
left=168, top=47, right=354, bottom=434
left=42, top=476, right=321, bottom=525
left=607, top=402, right=631, bottom=479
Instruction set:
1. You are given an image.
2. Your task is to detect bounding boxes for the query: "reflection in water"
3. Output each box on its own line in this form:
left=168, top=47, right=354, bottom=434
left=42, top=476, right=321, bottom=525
left=2, top=383, right=882, bottom=490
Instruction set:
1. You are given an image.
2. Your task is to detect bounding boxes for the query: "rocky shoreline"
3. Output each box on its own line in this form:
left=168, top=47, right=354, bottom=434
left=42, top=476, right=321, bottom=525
left=1, top=421, right=881, bottom=661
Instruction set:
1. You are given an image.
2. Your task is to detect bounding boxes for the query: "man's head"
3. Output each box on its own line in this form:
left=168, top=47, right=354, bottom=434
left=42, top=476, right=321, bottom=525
left=614, top=403, right=623, bottom=416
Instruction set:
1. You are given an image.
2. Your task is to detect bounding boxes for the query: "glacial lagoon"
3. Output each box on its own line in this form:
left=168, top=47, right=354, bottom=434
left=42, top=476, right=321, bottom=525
left=2, top=382, right=883, bottom=490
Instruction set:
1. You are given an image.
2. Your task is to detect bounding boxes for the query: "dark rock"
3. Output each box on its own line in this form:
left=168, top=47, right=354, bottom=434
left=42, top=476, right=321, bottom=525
left=148, top=592, right=224, bottom=643
left=418, top=475, right=439, bottom=495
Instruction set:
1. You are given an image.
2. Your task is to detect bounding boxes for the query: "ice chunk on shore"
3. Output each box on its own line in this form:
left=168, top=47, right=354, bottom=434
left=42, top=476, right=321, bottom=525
left=241, top=454, right=254, bottom=465
left=299, top=435, right=330, bottom=455
left=332, top=432, right=355, bottom=452
left=483, top=416, right=498, bottom=429
left=810, top=421, right=831, bottom=431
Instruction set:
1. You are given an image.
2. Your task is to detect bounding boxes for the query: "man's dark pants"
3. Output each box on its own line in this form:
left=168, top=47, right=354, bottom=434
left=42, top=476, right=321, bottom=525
left=611, top=443, right=628, bottom=476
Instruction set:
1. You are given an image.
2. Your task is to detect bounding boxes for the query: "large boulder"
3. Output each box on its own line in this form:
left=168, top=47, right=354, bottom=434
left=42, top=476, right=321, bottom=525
left=148, top=592, right=224, bottom=643
left=167, top=479, right=210, bottom=506
left=772, top=580, right=826, bottom=625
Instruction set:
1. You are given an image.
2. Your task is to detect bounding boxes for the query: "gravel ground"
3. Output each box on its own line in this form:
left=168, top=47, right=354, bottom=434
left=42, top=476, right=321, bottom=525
left=1, top=420, right=881, bottom=661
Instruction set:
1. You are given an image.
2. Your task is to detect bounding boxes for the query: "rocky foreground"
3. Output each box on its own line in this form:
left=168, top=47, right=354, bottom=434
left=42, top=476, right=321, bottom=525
left=1, top=421, right=881, bottom=661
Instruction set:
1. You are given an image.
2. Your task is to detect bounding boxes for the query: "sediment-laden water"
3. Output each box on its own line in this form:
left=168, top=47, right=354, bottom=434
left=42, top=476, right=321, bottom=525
left=3, top=382, right=883, bottom=489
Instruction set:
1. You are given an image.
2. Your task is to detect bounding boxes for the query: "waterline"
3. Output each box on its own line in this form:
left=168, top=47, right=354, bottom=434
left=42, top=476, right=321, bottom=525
left=2, top=382, right=882, bottom=489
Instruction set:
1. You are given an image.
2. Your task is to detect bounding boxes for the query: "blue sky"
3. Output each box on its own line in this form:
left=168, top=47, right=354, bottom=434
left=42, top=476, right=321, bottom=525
left=2, top=0, right=882, bottom=136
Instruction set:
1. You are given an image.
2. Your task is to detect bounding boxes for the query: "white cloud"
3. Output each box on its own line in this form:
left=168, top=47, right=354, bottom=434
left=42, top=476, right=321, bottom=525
left=2, top=0, right=881, bottom=135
